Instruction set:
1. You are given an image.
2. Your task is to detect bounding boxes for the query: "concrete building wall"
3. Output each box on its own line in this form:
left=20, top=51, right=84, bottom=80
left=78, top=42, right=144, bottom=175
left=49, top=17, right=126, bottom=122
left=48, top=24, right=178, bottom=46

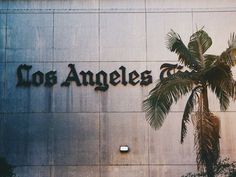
left=1, top=0, right=236, bottom=176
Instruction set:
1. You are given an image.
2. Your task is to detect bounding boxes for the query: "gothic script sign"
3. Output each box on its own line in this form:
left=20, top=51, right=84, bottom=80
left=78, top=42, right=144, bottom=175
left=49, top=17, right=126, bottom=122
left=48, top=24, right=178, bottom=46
left=16, top=64, right=153, bottom=91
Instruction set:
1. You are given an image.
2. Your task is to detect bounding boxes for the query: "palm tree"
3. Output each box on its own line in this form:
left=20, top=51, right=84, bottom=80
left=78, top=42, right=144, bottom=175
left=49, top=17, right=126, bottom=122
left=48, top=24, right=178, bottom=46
left=143, top=29, right=236, bottom=177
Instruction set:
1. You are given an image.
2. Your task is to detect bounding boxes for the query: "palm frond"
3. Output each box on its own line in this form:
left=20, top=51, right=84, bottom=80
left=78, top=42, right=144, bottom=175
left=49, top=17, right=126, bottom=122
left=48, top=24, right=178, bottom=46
left=219, top=51, right=234, bottom=67
left=203, top=61, right=236, bottom=109
left=204, top=54, right=219, bottom=67
left=181, top=86, right=201, bottom=143
left=143, top=72, right=195, bottom=129
left=188, top=30, right=212, bottom=64
left=228, top=33, right=236, bottom=49
left=219, top=33, right=236, bottom=67
left=166, top=30, right=200, bottom=70
left=203, top=62, right=232, bottom=85
left=209, top=83, right=230, bottom=111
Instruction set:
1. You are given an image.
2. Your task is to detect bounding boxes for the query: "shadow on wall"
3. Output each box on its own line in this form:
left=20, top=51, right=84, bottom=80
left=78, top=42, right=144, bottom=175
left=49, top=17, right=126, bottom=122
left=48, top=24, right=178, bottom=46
left=0, top=156, right=16, bottom=177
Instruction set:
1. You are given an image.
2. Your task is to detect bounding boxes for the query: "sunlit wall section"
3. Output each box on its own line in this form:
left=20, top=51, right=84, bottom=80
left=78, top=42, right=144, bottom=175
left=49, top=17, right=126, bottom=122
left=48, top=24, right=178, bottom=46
left=1, top=0, right=236, bottom=177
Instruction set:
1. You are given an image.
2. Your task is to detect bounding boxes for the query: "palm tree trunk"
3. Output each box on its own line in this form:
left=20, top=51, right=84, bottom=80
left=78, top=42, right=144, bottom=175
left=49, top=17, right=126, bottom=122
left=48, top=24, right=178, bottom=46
left=206, top=164, right=215, bottom=177
left=202, top=86, right=215, bottom=177
left=202, top=86, right=209, bottom=113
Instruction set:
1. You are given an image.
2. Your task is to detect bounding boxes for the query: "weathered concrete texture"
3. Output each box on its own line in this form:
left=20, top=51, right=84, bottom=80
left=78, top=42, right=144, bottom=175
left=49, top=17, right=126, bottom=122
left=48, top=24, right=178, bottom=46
left=52, top=62, right=100, bottom=113
left=6, top=0, right=99, bottom=10
left=217, top=112, right=236, bottom=161
left=1, top=1, right=236, bottom=177
left=0, top=113, right=51, bottom=165
left=150, top=165, right=197, bottom=177
left=100, top=13, right=146, bottom=61
left=0, top=64, right=4, bottom=111
left=101, top=166, right=148, bottom=177
left=52, top=113, right=99, bottom=165
left=14, top=166, right=50, bottom=177
left=193, top=12, right=236, bottom=55
left=0, top=0, right=8, bottom=9
left=100, top=113, right=148, bottom=165
left=149, top=113, right=195, bottom=165
left=146, top=0, right=236, bottom=9
left=54, top=14, right=99, bottom=62
left=100, top=0, right=145, bottom=11
left=147, top=12, right=192, bottom=62
left=0, top=14, right=5, bottom=63
left=4, top=63, right=53, bottom=113
left=52, top=166, right=99, bottom=177
left=100, top=62, right=147, bottom=112
left=0, top=113, right=99, bottom=166
left=6, top=14, right=53, bottom=62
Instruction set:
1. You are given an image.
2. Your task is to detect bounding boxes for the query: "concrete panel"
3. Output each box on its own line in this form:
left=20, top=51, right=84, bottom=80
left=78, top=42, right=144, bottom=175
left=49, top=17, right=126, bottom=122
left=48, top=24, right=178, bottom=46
left=0, top=64, right=4, bottom=112
left=101, top=166, right=148, bottom=177
left=52, top=113, right=99, bottom=165
left=146, top=0, right=236, bottom=9
left=14, top=166, right=50, bottom=177
left=100, top=113, right=148, bottom=165
left=100, top=62, right=147, bottom=112
left=7, top=0, right=99, bottom=10
left=147, top=13, right=192, bottom=61
left=149, top=112, right=196, bottom=164
left=6, top=14, right=53, bottom=62
left=217, top=112, right=236, bottom=161
left=0, top=113, right=51, bottom=166
left=52, top=62, right=100, bottom=112
left=4, top=63, right=53, bottom=113
left=52, top=166, right=99, bottom=177
left=54, top=14, right=99, bottom=62
left=0, top=1, right=8, bottom=9
left=100, top=0, right=145, bottom=11
left=100, top=13, right=146, bottom=61
left=150, top=165, right=197, bottom=177
left=0, top=14, right=6, bottom=63
left=193, top=12, right=236, bottom=55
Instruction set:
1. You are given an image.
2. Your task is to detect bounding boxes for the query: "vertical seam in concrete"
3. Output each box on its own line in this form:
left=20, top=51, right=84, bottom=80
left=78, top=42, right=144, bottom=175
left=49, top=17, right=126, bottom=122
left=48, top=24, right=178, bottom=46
left=98, top=0, right=102, bottom=176
left=50, top=10, right=55, bottom=177
left=51, top=10, right=55, bottom=113
left=191, top=9, right=194, bottom=33
left=6, top=0, right=8, bottom=10
left=52, top=10, right=55, bottom=68
left=4, top=12, right=7, bottom=103
left=0, top=12, right=8, bottom=155
left=144, top=0, right=150, bottom=177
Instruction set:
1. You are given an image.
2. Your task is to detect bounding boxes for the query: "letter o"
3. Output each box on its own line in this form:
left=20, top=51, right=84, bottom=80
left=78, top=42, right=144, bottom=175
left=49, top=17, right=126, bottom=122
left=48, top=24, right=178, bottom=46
left=32, top=71, right=44, bottom=86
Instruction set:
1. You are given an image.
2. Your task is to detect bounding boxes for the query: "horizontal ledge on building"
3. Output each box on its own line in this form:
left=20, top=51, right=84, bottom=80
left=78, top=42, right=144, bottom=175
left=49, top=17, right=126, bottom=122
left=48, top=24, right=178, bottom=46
left=1, top=7, right=236, bottom=14
left=13, top=163, right=198, bottom=167
left=0, top=60, right=177, bottom=63
left=0, top=110, right=235, bottom=115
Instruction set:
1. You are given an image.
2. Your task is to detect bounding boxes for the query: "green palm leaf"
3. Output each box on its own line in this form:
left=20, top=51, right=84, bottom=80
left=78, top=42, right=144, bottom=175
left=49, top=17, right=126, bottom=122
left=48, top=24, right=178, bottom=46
left=166, top=30, right=200, bottom=70
left=204, top=54, right=219, bottom=67
left=218, top=33, right=236, bottom=67
left=209, top=83, right=230, bottom=111
left=181, top=86, right=201, bottom=143
left=143, top=72, right=195, bottom=129
left=203, top=62, right=232, bottom=84
left=144, top=29, right=236, bottom=176
left=188, top=29, right=212, bottom=63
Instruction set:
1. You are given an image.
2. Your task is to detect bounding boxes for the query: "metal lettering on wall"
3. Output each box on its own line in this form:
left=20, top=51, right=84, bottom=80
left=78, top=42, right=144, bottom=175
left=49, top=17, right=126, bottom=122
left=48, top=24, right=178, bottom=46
left=16, top=64, right=153, bottom=91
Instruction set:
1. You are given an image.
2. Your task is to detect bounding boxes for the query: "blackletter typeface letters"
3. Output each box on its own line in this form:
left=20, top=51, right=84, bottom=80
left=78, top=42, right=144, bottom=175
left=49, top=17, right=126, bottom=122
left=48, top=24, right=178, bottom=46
left=16, top=64, right=153, bottom=91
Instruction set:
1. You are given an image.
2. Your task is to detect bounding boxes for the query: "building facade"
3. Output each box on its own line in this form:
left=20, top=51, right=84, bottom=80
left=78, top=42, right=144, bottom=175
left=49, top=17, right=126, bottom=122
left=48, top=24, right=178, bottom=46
left=1, top=0, right=236, bottom=176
